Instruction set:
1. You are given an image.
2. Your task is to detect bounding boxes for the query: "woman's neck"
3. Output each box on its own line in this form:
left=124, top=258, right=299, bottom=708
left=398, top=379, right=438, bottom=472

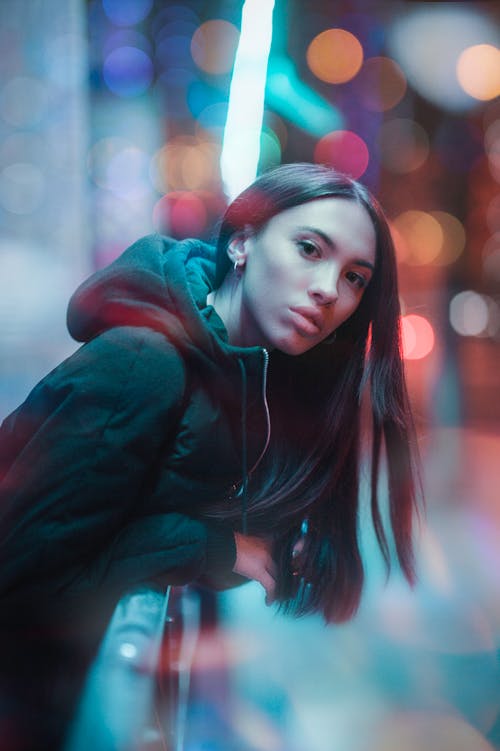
left=207, top=277, right=266, bottom=349
left=207, top=279, right=243, bottom=346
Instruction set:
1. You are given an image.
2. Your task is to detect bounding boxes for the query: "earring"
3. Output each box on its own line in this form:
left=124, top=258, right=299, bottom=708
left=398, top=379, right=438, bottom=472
left=233, top=258, right=245, bottom=273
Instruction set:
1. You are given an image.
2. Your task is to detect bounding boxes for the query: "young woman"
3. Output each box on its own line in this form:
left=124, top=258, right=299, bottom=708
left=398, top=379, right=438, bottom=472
left=0, top=163, right=419, bottom=748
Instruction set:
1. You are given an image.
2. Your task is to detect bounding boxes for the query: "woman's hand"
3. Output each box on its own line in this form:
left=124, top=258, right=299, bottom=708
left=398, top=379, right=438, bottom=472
left=233, top=532, right=277, bottom=605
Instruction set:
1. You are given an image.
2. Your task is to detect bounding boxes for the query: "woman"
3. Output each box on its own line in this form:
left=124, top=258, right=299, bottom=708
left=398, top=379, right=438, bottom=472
left=0, top=163, right=419, bottom=747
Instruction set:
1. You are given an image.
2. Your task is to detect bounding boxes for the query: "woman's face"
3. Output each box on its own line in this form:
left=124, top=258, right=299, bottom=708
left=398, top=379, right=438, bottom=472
left=234, top=197, right=377, bottom=355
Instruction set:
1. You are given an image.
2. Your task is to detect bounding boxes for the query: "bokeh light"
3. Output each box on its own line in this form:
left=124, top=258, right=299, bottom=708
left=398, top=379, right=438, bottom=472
left=103, top=30, right=152, bottom=58
left=154, top=20, right=198, bottom=49
left=88, top=137, right=133, bottom=188
left=156, top=33, right=193, bottom=68
left=483, top=97, right=500, bottom=131
left=258, top=128, right=282, bottom=171
left=484, top=119, right=500, bottom=183
left=387, top=5, right=500, bottom=111
left=153, top=191, right=208, bottom=237
left=449, top=291, right=491, bottom=336
left=156, top=68, right=194, bottom=120
left=356, top=56, right=407, bottom=111
left=314, top=130, right=369, bottom=178
left=195, top=102, right=229, bottom=136
left=486, top=299, right=500, bottom=336
left=152, top=3, right=200, bottom=32
left=392, top=211, right=444, bottom=265
left=457, top=44, right=500, bottom=101
left=0, top=162, right=45, bottom=215
left=482, top=233, right=500, bottom=282
left=430, top=211, right=467, bottom=266
left=150, top=136, right=220, bottom=192
left=102, top=0, right=154, bottom=27
left=180, top=143, right=219, bottom=191
left=484, top=118, right=500, bottom=150
left=263, top=111, right=288, bottom=151
left=106, top=146, right=150, bottom=199
left=103, top=46, right=153, bottom=97
left=191, top=20, right=240, bottom=75
left=306, top=29, right=363, bottom=84
left=401, top=314, right=435, bottom=360
left=187, top=80, right=224, bottom=119
left=377, top=118, right=429, bottom=174
left=486, top=194, right=500, bottom=233
left=0, top=132, right=47, bottom=170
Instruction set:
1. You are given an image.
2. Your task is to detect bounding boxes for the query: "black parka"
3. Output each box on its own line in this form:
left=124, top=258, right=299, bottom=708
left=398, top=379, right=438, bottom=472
left=0, top=235, right=271, bottom=622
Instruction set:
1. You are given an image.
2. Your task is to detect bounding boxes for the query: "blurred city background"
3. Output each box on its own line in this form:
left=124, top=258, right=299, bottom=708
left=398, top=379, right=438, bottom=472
left=0, top=1, right=499, bottom=749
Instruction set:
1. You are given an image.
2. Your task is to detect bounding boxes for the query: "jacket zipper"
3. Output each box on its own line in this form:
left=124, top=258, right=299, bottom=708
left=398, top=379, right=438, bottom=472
left=248, top=347, right=271, bottom=476
left=229, top=348, right=271, bottom=499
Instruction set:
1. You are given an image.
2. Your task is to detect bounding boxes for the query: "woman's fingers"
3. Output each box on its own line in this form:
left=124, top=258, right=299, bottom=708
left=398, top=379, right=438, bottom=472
left=255, top=566, right=276, bottom=604
left=233, top=532, right=277, bottom=605
left=262, top=571, right=276, bottom=605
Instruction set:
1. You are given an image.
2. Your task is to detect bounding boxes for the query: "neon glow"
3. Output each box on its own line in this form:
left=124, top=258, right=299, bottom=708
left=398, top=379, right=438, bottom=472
left=220, top=0, right=275, bottom=201
left=266, top=56, right=344, bottom=138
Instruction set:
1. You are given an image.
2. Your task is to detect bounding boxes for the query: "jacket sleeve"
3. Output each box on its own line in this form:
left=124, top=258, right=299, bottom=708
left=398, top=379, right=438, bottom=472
left=0, top=326, right=237, bottom=602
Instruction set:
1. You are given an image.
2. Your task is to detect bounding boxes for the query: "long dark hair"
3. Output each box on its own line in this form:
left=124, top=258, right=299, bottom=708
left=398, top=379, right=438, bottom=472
left=216, top=163, right=421, bottom=623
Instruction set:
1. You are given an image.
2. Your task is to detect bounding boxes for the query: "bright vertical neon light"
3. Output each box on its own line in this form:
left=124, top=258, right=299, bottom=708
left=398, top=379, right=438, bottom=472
left=220, top=0, right=275, bottom=200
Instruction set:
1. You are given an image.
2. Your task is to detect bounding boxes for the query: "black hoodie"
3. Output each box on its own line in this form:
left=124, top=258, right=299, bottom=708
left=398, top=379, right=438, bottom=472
left=0, top=234, right=271, bottom=627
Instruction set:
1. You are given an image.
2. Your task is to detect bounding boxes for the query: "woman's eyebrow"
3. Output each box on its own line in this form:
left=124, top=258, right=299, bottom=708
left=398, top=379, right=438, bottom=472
left=297, top=225, right=375, bottom=272
left=297, top=225, right=335, bottom=248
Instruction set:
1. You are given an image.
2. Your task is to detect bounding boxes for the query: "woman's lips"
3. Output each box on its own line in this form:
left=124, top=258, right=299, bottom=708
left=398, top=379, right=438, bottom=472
left=289, top=307, right=322, bottom=336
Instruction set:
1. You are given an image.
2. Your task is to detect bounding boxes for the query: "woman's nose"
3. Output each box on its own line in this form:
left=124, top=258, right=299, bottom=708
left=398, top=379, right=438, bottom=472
left=309, top=267, right=340, bottom=305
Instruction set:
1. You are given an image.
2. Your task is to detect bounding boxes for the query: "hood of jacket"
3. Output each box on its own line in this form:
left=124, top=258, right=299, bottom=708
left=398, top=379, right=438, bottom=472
left=67, top=233, right=259, bottom=369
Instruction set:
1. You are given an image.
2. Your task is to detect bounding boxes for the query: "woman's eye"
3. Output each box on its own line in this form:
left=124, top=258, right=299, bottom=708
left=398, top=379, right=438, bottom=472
left=346, top=271, right=368, bottom=290
left=297, top=240, right=321, bottom=258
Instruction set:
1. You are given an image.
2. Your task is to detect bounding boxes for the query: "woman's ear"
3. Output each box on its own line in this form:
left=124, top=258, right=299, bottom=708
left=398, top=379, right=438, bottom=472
left=227, top=229, right=251, bottom=269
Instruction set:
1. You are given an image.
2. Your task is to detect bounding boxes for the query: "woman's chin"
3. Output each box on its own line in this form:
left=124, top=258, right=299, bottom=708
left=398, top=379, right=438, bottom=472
left=274, top=335, right=319, bottom=356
